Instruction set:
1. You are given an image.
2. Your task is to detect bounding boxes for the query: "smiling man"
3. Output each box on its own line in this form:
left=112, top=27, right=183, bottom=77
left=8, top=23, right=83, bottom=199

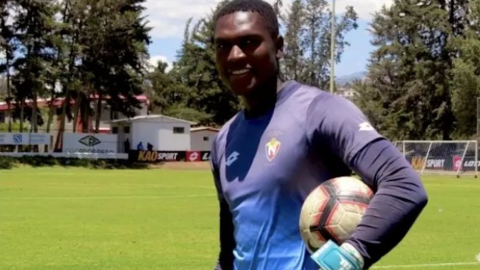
left=209, top=1, right=428, bottom=270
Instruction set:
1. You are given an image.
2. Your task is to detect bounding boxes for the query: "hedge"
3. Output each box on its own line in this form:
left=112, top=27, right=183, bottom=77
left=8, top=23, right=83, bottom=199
left=0, top=155, right=148, bottom=170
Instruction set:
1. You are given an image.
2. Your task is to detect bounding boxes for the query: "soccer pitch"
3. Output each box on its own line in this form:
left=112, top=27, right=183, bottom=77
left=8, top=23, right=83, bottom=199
left=1, top=167, right=479, bottom=270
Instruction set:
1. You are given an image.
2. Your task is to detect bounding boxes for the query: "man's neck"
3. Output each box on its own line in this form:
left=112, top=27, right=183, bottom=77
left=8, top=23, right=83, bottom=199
left=242, top=77, right=285, bottom=119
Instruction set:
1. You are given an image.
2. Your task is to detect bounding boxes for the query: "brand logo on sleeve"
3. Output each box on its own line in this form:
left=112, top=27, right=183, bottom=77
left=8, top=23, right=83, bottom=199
left=226, top=151, right=240, bottom=166
left=358, top=122, right=374, bottom=131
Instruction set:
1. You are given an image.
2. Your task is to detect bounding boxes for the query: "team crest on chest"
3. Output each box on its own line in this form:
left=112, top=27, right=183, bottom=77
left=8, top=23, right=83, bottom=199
left=265, top=137, right=281, bottom=161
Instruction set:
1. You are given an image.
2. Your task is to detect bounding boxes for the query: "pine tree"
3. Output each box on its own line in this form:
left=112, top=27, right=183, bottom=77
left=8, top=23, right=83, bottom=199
left=451, top=0, right=480, bottom=138
left=170, top=5, right=241, bottom=126
left=282, top=0, right=306, bottom=81
left=282, top=0, right=357, bottom=88
left=80, top=0, right=151, bottom=132
left=11, top=0, right=58, bottom=132
left=0, top=0, right=17, bottom=132
left=355, top=0, right=456, bottom=140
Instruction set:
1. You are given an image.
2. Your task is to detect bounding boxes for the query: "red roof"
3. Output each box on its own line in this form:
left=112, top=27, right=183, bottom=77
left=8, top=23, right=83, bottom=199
left=191, top=126, right=220, bottom=132
left=0, top=95, right=149, bottom=111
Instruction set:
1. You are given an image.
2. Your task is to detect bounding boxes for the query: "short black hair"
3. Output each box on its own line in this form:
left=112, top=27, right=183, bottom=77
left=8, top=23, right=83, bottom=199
left=213, top=0, right=279, bottom=38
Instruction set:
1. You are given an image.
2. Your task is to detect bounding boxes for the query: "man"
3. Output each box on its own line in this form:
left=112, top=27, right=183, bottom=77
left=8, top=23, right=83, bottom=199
left=209, top=0, right=428, bottom=269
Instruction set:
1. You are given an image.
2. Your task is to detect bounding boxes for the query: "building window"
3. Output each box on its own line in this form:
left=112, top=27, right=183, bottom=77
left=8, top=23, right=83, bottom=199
left=173, top=127, right=185, bottom=134
left=124, top=126, right=130, bottom=133
left=203, top=136, right=209, bottom=141
left=112, top=127, right=118, bottom=134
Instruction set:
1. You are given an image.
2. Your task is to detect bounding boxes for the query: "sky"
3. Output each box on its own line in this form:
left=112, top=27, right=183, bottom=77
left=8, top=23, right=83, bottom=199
left=143, top=0, right=394, bottom=77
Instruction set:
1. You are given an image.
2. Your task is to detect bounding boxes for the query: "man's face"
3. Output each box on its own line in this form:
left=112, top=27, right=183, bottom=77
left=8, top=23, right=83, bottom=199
left=214, top=11, right=283, bottom=96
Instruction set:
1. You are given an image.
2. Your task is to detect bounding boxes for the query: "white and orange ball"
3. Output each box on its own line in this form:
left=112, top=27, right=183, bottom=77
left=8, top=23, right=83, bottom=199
left=299, top=176, right=374, bottom=253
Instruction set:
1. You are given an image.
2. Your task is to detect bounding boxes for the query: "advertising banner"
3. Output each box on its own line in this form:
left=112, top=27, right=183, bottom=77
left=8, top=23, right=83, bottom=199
left=186, top=151, right=211, bottom=162
left=0, top=132, right=51, bottom=145
left=452, top=155, right=480, bottom=171
left=408, top=156, right=447, bottom=171
left=63, top=133, right=118, bottom=154
left=131, top=150, right=211, bottom=163
left=406, top=155, right=480, bottom=171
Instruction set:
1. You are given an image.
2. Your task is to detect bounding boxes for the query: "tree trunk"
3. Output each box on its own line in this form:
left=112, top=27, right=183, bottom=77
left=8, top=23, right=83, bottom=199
left=6, top=56, right=12, bottom=132
left=19, top=99, right=25, bottom=132
left=32, top=90, right=38, bottom=132
left=72, top=93, right=81, bottom=133
left=54, top=25, right=80, bottom=151
left=45, top=81, right=56, bottom=152
left=81, top=92, right=91, bottom=133
left=46, top=80, right=56, bottom=133
left=95, top=94, right=103, bottom=133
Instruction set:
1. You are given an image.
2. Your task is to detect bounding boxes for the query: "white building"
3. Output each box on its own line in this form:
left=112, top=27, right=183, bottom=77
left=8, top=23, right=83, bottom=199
left=109, top=114, right=195, bottom=152
left=336, top=87, right=357, bottom=100
left=190, top=127, right=220, bottom=151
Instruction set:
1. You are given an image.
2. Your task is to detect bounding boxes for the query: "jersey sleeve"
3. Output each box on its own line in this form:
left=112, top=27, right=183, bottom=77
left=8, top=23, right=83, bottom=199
left=306, top=93, right=428, bottom=269
left=305, top=93, right=383, bottom=165
left=210, top=136, right=224, bottom=201
left=210, top=135, right=235, bottom=270
left=345, top=139, right=428, bottom=269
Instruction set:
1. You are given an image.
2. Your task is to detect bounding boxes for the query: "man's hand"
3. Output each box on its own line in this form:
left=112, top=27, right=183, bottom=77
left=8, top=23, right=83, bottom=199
left=311, top=240, right=364, bottom=270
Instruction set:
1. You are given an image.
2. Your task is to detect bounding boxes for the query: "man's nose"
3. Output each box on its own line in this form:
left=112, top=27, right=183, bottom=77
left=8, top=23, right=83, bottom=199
left=227, top=45, right=246, bottom=62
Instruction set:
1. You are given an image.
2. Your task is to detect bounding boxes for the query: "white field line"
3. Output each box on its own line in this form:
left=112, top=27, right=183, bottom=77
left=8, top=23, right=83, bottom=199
left=0, top=194, right=216, bottom=200
left=373, top=262, right=480, bottom=269
left=28, top=182, right=215, bottom=189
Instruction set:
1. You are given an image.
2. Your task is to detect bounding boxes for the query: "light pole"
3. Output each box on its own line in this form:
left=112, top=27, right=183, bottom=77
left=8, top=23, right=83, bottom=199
left=329, top=0, right=335, bottom=94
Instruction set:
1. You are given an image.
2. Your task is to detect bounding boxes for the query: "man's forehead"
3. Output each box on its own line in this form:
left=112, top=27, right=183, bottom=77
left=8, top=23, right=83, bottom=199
left=214, top=11, right=268, bottom=38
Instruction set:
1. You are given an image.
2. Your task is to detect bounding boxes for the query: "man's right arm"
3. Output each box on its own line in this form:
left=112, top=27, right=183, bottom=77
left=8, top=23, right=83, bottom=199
left=215, top=198, right=236, bottom=270
left=211, top=138, right=235, bottom=270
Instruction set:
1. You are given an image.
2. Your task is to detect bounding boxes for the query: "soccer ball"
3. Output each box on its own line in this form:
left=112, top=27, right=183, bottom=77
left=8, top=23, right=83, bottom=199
left=299, top=176, right=374, bottom=253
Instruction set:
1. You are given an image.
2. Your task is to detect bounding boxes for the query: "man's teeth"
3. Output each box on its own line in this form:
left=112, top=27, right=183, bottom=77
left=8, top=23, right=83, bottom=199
left=232, top=69, right=249, bottom=75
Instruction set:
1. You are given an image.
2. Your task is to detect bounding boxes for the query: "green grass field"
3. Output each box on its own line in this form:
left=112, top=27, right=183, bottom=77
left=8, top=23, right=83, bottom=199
left=1, top=167, right=480, bottom=270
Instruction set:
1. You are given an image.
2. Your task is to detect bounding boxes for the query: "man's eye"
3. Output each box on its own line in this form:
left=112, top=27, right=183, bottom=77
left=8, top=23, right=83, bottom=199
left=216, top=43, right=230, bottom=50
left=242, top=38, right=259, bottom=48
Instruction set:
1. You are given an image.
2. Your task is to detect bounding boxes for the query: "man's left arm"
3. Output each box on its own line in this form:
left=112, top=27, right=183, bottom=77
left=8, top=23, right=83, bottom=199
left=306, top=93, right=428, bottom=269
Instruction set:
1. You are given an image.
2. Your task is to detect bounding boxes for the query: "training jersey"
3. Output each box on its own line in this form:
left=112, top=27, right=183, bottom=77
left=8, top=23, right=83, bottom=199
left=209, top=80, right=427, bottom=270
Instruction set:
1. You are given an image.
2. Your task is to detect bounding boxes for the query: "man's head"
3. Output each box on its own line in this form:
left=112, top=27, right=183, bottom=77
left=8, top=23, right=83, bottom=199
left=213, top=0, right=283, bottom=97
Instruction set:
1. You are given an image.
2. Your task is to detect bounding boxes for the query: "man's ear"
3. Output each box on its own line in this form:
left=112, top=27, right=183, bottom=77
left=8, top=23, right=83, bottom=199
left=275, top=35, right=284, bottom=59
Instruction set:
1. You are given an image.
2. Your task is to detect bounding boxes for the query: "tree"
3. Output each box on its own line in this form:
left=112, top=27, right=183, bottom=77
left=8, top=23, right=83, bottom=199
left=281, top=0, right=358, bottom=88
left=451, top=0, right=480, bottom=138
left=11, top=0, right=58, bottom=132
left=354, top=0, right=456, bottom=140
left=166, top=5, right=241, bottom=126
left=54, top=0, right=90, bottom=150
left=80, top=0, right=151, bottom=132
left=0, top=0, right=16, bottom=132
left=147, top=60, right=181, bottom=113
left=282, top=0, right=306, bottom=81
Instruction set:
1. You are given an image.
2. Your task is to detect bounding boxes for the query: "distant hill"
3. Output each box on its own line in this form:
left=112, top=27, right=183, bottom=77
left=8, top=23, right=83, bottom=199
left=335, top=71, right=367, bottom=86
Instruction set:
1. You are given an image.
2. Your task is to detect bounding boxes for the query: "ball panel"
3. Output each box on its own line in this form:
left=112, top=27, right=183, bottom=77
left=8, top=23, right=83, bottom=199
left=337, top=195, right=371, bottom=206
left=305, top=230, right=328, bottom=253
left=331, top=177, right=374, bottom=198
left=299, top=186, right=329, bottom=232
left=338, top=211, right=364, bottom=238
left=299, top=186, right=330, bottom=253
left=326, top=224, right=349, bottom=243
left=339, top=200, right=369, bottom=216
left=316, top=181, right=341, bottom=244
left=324, top=202, right=345, bottom=243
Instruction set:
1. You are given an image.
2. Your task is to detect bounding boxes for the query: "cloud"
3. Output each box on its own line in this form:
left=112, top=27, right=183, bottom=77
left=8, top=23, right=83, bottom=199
left=142, top=0, right=394, bottom=39
left=335, top=0, right=393, bottom=20
left=143, top=0, right=221, bottom=39
left=147, top=55, right=173, bottom=72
